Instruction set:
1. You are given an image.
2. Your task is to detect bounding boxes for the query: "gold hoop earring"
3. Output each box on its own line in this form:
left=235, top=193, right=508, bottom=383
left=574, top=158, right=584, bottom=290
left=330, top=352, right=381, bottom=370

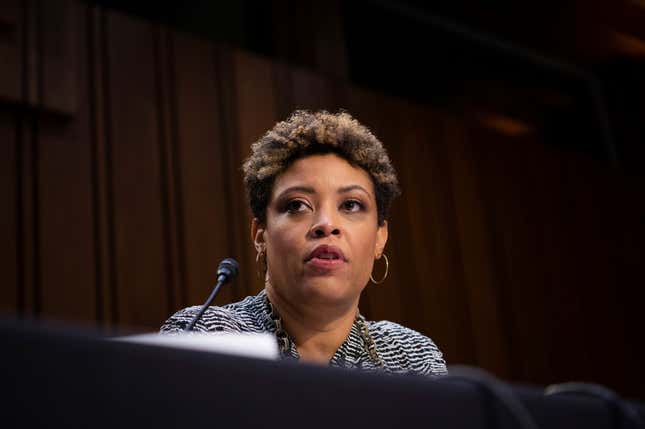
left=370, top=253, right=389, bottom=284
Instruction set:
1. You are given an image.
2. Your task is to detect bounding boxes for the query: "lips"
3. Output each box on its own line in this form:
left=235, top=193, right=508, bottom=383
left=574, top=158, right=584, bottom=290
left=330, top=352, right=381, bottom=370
left=305, top=244, right=346, bottom=264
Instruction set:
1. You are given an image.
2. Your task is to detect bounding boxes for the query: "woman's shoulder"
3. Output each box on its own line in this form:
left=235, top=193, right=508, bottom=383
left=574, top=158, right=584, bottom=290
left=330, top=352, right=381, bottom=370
left=159, top=293, right=268, bottom=334
left=368, top=320, right=448, bottom=376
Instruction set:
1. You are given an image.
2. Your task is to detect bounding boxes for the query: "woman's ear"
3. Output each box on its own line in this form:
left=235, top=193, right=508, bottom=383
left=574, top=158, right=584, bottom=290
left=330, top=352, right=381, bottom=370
left=375, top=220, right=389, bottom=258
left=251, top=218, right=266, bottom=253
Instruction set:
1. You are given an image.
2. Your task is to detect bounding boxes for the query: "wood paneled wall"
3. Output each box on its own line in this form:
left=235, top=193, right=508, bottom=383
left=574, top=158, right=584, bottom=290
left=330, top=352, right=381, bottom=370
left=1, top=0, right=644, bottom=398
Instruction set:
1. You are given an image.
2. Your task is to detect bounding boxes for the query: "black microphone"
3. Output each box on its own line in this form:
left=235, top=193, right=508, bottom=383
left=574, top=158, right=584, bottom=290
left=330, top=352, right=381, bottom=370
left=216, top=258, right=239, bottom=284
left=184, top=258, right=239, bottom=332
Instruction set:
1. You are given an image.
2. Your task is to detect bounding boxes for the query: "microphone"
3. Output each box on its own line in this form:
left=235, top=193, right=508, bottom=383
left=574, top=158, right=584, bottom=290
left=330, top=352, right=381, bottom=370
left=216, top=257, right=239, bottom=284
left=184, top=258, right=239, bottom=332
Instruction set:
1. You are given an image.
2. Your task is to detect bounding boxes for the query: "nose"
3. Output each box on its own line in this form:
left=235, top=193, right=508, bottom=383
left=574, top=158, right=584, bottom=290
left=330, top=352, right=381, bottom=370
left=309, top=209, right=341, bottom=238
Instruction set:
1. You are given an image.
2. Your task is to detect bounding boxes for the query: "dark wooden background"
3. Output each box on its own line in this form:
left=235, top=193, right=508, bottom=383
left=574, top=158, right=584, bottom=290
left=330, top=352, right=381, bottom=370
left=1, top=0, right=644, bottom=399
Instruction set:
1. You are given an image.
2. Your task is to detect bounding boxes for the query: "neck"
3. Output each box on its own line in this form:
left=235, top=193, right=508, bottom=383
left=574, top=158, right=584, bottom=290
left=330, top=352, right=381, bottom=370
left=266, top=284, right=359, bottom=365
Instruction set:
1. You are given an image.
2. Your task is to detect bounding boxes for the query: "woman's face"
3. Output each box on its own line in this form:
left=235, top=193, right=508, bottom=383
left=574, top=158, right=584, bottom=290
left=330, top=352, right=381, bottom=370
left=253, top=154, right=388, bottom=308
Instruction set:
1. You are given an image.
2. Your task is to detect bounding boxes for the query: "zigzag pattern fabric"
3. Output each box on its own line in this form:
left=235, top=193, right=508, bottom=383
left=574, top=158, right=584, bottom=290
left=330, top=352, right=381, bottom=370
left=161, top=289, right=447, bottom=376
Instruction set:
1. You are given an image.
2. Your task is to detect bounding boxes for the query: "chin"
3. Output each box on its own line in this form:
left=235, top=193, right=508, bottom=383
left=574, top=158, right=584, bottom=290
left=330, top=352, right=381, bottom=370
left=301, top=278, right=360, bottom=305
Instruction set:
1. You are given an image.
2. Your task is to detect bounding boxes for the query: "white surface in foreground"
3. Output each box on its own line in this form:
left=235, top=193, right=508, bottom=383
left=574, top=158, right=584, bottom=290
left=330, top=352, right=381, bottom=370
left=114, top=332, right=279, bottom=360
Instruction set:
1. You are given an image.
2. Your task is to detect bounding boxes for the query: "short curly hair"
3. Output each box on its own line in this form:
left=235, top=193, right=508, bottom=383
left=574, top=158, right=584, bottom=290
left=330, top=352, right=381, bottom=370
left=243, top=110, right=401, bottom=226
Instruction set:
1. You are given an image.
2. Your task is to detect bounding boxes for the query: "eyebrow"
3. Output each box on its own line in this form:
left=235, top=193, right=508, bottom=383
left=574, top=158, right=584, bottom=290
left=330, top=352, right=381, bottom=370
left=338, top=185, right=371, bottom=196
left=276, top=184, right=371, bottom=198
left=276, top=186, right=316, bottom=197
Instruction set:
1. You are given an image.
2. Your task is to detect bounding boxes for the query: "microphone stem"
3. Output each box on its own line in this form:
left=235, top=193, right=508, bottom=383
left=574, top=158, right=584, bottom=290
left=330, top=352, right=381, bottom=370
left=184, top=275, right=226, bottom=332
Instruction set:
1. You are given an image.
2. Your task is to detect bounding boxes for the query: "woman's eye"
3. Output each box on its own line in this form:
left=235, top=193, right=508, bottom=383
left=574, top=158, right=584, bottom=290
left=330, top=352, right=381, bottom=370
left=286, top=200, right=309, bottom=213
left=341, top=200, right=364, bottom=212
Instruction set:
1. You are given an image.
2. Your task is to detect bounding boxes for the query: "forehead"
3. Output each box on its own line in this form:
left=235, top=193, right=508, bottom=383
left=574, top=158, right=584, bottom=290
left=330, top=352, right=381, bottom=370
left=272, top=154, right=375, bottom=196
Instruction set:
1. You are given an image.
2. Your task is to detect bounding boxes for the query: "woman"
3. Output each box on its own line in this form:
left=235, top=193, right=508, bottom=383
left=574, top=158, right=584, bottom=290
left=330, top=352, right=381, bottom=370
left=161, top=110, right=447, bottom=376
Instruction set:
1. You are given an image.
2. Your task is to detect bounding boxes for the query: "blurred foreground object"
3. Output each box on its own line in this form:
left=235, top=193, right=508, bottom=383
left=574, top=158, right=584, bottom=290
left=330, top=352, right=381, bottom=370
left=1, top=318, right=643, bottom=429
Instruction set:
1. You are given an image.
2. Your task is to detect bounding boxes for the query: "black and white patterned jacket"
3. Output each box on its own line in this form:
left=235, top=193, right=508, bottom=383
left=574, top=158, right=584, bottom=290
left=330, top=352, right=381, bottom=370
left=160, top=289, right=447, bottom=376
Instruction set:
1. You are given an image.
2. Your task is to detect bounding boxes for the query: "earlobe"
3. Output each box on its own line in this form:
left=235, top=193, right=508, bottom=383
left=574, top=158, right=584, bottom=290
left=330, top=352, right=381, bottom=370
left=250, top=218, right=266, bottom=253
left=375, top=220, right=389, bottom=258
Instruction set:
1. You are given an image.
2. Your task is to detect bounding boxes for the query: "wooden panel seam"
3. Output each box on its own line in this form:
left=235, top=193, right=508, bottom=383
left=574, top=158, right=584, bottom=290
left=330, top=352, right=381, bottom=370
left=167, top=29, right=189, bottom=310
left=153, top=23, right=182, bottom=315
left=99, top=8, right=119, bottom=326
left=215, top=46, right=247, bottom=301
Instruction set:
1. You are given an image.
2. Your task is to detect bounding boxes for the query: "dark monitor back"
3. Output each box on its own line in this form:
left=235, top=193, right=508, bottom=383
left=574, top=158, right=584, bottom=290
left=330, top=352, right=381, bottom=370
left=0, top=319, right=641, bottom=429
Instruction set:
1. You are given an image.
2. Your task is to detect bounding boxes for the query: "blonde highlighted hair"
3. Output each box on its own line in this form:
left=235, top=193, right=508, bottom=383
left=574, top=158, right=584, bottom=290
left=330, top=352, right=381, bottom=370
left=243, top=110, right=401, bottom=225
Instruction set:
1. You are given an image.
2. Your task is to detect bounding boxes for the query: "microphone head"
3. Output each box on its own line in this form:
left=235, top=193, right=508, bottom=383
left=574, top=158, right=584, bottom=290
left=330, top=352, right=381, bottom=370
left=217, top=258, right=239, bottom=283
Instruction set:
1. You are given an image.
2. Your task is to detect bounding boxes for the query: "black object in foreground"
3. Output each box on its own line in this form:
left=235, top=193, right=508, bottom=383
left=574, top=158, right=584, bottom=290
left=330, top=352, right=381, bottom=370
left=2, top=318, right=644, bottom=429
left=184, top=258, right=239, bottom=332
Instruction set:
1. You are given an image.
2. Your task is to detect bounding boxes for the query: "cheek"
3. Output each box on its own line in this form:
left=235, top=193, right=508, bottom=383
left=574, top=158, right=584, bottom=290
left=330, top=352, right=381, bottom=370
left=265, top=220, right=304, bottom=271
left=267, top=219, right=298, bottom=251
left=350, top=226, right=379, bottom=269
left=359, top=223, right=379, bottom=251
